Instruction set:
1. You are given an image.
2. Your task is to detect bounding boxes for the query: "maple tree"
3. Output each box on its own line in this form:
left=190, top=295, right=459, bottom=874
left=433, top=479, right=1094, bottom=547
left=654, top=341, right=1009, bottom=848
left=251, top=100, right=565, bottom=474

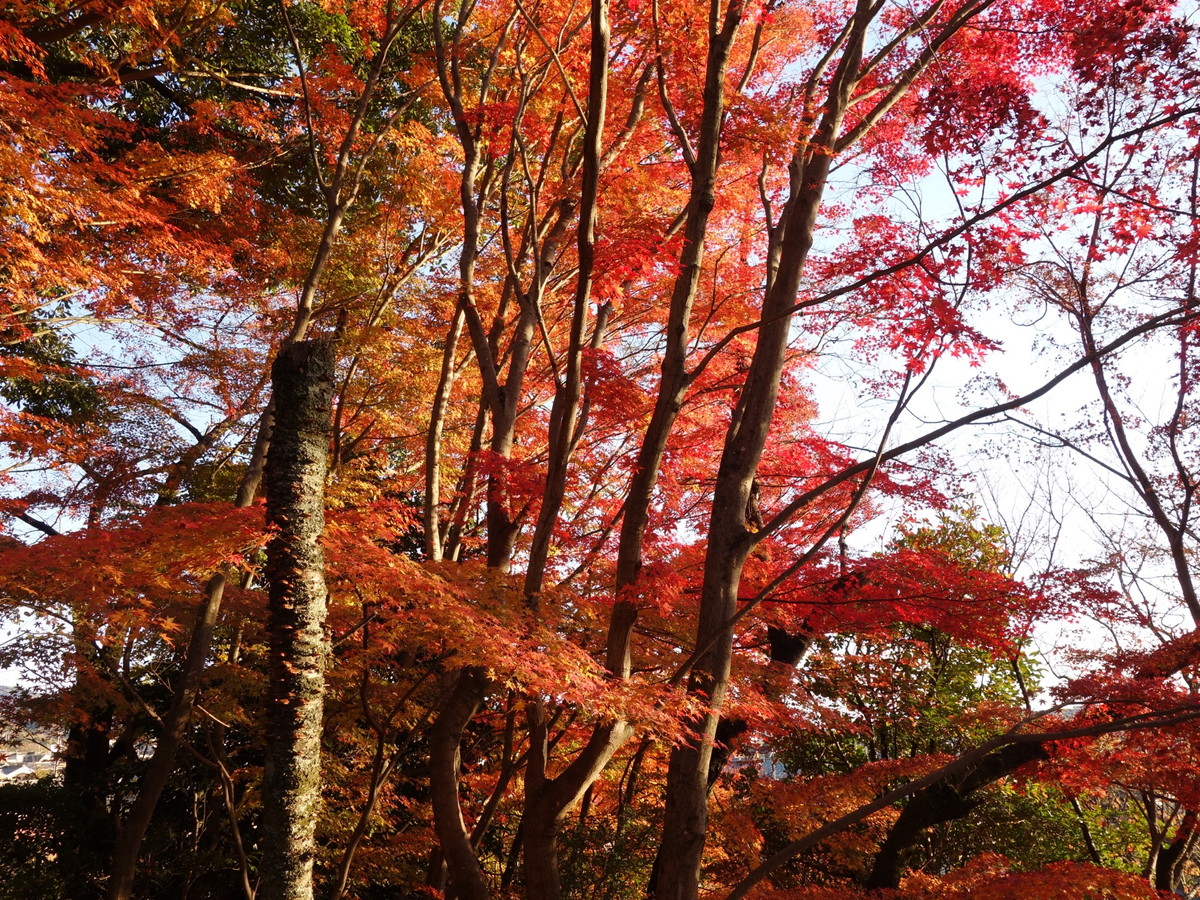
left=5, top=0, right=1200, bottom=898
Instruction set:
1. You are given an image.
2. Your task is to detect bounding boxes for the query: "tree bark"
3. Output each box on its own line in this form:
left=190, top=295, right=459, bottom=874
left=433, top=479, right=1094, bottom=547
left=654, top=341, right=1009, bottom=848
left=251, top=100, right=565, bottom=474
left=425, top=303, right=466, bottom=561
left=104, top=8, right=416, bottom=886
left=517, top=5, right=747, bottom=896
left=864, top=742, right=1049, bottom=890
left=259, top=339, right=336, bottom=900
left=653, top=6, right=869, bottom=893
left=1155, top=809, right=1198, bottom=893
left=429, top=667, right=493, bottom=900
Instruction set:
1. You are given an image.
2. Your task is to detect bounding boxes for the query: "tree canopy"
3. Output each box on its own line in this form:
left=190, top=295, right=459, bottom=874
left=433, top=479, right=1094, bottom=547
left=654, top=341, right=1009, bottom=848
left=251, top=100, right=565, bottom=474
left=3, top=0, right=1200, bottom=898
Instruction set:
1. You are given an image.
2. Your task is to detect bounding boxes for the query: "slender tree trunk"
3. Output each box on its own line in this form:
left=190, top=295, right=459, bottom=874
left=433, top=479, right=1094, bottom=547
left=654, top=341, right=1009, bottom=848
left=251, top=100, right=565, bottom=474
left=517, top=4, right=754, bottom=894
left=614, top=0, right=743, bottom=600
left=426, top=304, right=466, bottom=561
left=259, top=339, right=336, bottom=900
left=653, top=5, right=867, bottom=890
left=429, top=667, right=493, bottom=900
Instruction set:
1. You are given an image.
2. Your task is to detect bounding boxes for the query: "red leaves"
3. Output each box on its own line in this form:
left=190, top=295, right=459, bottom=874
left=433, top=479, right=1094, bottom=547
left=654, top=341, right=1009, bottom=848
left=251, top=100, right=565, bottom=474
left=767, top=545, right=1037, bottom=651
left=472, top=449, right=546, bottom=522
left=901, top=857, right=1161, bottom=899
left=321, top=510, right=689, bottom=736
left=0, top=20, right=45, bottom=78
left=1135, top=629, right=1200, bottom=680
left=914, top=21, right=1040, bottom=157
left=1059, top=0, right=1181, bottom=83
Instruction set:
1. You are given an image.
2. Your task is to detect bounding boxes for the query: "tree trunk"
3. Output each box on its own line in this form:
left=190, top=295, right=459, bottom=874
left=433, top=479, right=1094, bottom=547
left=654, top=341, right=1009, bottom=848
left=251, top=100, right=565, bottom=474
left=259, top=339, right=336, bottom=900
left=518, top=5, right=749, bottom=896
left=653, top=8, right=865, bottom=888
left=429, top=667, right=493, bottom=900
left=864, top=742, right=1049, bottom=890
left=424, top=303, right=465, bottom=561
left=1155, top=809, right=1198, bottom=894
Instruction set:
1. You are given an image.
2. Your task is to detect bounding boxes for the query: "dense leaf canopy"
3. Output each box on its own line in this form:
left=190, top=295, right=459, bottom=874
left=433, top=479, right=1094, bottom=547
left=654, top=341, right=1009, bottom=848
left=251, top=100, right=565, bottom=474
left=3, top=0, right=1200, bottom=898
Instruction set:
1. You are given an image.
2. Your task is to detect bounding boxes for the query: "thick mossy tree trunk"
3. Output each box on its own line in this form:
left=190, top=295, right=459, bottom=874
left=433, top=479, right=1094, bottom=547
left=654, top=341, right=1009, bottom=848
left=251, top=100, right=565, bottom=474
left=260, top=339, right=336, bottom=900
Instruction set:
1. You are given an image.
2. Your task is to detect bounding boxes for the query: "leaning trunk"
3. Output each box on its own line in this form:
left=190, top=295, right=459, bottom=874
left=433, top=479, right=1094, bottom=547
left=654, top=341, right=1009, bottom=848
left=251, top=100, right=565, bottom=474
left=864, top=742, right=1050, bottom=890
left=260, top=339, right=336, bottom=900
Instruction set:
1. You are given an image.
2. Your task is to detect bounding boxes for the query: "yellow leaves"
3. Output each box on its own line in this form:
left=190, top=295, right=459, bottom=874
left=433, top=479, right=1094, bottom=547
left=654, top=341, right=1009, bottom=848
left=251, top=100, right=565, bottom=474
left=172, top=152, right=238, bottom=214
left=707, top=803, right=765, bottom=887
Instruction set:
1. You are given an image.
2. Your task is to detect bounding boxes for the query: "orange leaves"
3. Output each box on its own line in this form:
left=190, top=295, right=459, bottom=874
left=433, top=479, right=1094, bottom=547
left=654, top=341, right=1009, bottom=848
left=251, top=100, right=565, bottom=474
left=124, top=144, right=240, bottom=214
left=321, top=505, right=688, bottom=735
left=0, top=503, right=267, bottom=686
left=0, top=19, right=44, bottom=77
left=0, top=81, right=251, bottom=319
left=900, top=857, right=1160, bottom=900
left=0, top=503, right=267, bottom=596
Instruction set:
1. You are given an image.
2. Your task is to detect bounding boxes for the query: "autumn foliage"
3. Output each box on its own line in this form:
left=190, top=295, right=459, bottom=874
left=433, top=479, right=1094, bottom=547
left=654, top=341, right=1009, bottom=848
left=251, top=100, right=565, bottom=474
left=3, top=0, right=1200, bottom=898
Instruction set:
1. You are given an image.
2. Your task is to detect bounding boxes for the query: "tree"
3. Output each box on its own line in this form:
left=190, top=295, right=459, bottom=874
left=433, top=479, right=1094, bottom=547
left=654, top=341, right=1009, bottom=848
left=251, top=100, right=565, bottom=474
left=5, top=0, right=1200, bottom=898
left=260, top=339, right=336, bottom=900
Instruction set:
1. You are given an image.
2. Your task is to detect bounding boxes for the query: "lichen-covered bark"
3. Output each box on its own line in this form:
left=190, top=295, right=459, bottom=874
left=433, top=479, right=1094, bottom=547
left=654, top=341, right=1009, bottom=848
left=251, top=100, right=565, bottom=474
left=260, top=339, right=335, bottom=900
